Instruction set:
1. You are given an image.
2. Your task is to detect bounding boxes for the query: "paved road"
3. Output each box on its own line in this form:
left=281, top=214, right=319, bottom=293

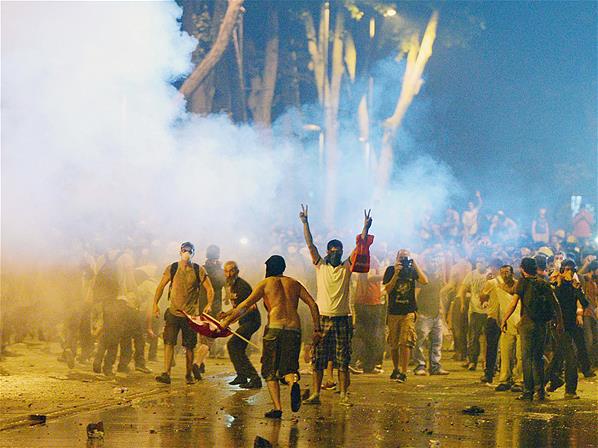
left=1, top=359, right=596, bottom=448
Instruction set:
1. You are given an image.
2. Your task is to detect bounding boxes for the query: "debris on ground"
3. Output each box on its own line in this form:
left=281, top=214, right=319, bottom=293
left=86, top=421, right=105, bottom=439
left=462, top=406, right=485, bottom=415
left=254, top=435, right=273, bottom=448
left=29, top=414, right=46, bottom=425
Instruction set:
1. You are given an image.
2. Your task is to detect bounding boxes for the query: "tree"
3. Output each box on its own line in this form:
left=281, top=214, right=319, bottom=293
left=180, top=0, right=245, bottom=104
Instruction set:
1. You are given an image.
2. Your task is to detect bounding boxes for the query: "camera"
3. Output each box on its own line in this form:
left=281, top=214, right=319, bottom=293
left=398, top=257, right=414, bottom=279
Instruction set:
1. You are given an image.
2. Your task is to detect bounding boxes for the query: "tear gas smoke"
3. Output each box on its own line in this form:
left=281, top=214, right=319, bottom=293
left=2, top=1, right=457, bottom=272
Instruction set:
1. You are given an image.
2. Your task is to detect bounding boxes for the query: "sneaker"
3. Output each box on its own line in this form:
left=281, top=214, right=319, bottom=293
left=430, top=369, right=449, bottom=376
left=390, top=369, right=400, bottom=380
left=155, top=372, right=171, bottom=384
left=349, top=365, right=364, bottom=374
left=516, top=393, right=533, bottom=401
left=510, top=384, right=523, bottom=393
left=546, top=378, right=564, bottom=392
left=367, top=367, right=384, bottom=374
left=199, top=362, right=205, bottom=374
left=264, top=409, right=282, bottom=419
left=339, top=394, right=352, bottom=407
left=480, top=375, right=493, bottom=384
left=468, top=363, right=477, bottom=371
left=240, top=378, right=262, bottom=389
left=564, top=393, right=580, bottom=400
left=185, top=374, right=195, bottom=385
left=495, top=383, right=512, bottom=392
left=302, top=394, right=321, bottom=405
left=396, top=372, right=407, bottom=383
left=290, top=382, right=301, bottom=412
left=135, top=366, right=152, bottom=374
left=414, top=368, right=427, bottom=376
left=229, top=375, right=247, bottom=386
left=582, top=370, right=596, bottom=378
left=322, top=381, right=337, bottom=390
left=192, top=364, right=203, bottom=381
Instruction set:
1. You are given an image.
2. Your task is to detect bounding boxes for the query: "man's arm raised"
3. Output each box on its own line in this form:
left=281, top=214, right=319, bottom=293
left=300, top=204, right=321, bottom=264
left=220, top=281, right=266, bottom=328
left=349, top=209, right=373, bottom=261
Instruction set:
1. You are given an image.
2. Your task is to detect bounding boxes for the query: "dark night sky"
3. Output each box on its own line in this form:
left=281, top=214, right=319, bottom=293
left=418, top=1, right=596, bottom=219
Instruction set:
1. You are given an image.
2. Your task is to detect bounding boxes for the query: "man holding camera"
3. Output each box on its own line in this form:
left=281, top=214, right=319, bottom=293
left=383, top=249, right=428, bottom=382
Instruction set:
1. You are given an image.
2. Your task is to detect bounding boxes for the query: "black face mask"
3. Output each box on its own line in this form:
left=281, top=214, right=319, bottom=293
left=325, top=252, right=343, bottom=267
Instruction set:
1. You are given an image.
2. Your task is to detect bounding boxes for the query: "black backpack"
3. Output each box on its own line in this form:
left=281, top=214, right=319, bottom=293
left=522, top=277, right=555, bottom=323
left=167, top=262, right=202, bottom=300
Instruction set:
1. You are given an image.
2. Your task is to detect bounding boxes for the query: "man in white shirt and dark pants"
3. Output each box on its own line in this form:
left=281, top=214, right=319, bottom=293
left=300, top=205, right=372, bottom=407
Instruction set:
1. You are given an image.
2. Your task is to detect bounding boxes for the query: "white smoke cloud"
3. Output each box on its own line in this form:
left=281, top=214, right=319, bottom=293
left=1, top=1, right=458, bottom=270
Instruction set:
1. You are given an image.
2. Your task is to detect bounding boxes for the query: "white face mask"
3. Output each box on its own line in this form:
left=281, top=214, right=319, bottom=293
left=181, top=251, right=192, bottom=262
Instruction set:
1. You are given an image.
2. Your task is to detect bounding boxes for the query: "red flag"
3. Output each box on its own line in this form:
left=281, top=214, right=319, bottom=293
left=182, top=311, right=232, bottom=338
left=350, top=234, right=374, bottom=273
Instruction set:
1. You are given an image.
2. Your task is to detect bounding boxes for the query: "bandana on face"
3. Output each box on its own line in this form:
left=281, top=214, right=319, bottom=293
left=325, top=252, right=343, bottom=267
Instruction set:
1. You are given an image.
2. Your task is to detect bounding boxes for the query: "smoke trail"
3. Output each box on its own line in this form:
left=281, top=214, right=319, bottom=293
left=1, top=1, right=456, bottom=272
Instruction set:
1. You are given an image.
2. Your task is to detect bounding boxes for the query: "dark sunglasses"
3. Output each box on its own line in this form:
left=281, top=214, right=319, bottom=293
left=181, top=248, right=194, bottom=254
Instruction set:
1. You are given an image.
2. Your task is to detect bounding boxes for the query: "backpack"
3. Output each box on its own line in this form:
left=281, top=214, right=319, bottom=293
left=522, top=277, right=555, bottom=323
left=167, top=262, right=203, bottom=300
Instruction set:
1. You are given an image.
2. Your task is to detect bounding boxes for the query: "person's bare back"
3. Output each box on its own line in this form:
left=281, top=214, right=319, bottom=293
left=261, top=276, right=305, bottom=329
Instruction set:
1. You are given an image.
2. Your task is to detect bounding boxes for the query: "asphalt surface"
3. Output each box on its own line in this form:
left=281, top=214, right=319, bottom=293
left=1, top=358, right=596, bottom=448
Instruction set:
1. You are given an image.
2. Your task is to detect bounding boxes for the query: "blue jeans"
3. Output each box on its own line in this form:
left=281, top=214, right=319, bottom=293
left=414, top=315, right=443, bottom=372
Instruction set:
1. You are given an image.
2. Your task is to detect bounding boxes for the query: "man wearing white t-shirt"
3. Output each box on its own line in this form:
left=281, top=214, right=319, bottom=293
left=299, top=204, right=372, bottom=407
left=458, top=255, right=490, bottom=371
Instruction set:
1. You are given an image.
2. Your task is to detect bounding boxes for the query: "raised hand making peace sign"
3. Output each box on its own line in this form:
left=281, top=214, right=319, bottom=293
left=299, top=204, right=309, bottom=224
left=364, top=209, right=372, bottom=229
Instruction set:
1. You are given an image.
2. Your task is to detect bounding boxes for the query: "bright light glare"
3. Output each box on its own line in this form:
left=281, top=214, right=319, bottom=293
left=240, top=237, right=249, bottom=245
left=384, top=8, right=397, bottom=17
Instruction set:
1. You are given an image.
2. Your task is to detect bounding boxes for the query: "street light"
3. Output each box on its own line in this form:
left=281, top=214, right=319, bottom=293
left=384, top=8, right=397, bottom=17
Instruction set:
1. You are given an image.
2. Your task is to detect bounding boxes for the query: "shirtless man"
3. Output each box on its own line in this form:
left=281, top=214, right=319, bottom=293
left=220, top=255, right=321, bottom=419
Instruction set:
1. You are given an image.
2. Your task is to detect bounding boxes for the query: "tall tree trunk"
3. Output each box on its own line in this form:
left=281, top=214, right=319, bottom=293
left=186, top=0, right=228, bottom=114
left=376, top=11, right=439, bottom=194
left=303, top=4, right=345, bottom=225
left=247, top=6, right=279, bottom=127
left=180, top=0, right=245, bottom=99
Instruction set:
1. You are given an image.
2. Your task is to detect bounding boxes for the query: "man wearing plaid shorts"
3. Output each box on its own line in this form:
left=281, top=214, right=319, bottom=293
left=299, top=204, right=372, bottom=407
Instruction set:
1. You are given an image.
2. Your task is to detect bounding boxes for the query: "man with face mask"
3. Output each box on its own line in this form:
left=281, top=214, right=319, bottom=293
left=458, top=255, right=490, bottom=371
left=545, top=259, right=589, bottom=398
left=220, top=261, right=262, bottom=389
left=220, top=255, right=321, bottom=419
left=299, top=205, right=372, bottom=407
left=151, top=242, right=214, bottom=385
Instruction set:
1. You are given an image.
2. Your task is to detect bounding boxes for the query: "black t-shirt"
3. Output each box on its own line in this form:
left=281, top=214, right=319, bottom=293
left=383, top=266, right=418, bottom=315
left=515, top=276, right=553, bottom=321
left=231, top=277, right=261, bottom=326
left=552, top=281, right=588, bottom=331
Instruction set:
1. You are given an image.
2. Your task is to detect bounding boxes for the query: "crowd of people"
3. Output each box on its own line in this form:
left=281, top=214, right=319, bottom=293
left=1, top=194, right=596, bottom=418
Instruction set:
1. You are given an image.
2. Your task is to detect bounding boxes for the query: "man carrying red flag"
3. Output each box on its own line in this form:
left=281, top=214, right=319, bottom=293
left=220, top=255, right=321, bottom=419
